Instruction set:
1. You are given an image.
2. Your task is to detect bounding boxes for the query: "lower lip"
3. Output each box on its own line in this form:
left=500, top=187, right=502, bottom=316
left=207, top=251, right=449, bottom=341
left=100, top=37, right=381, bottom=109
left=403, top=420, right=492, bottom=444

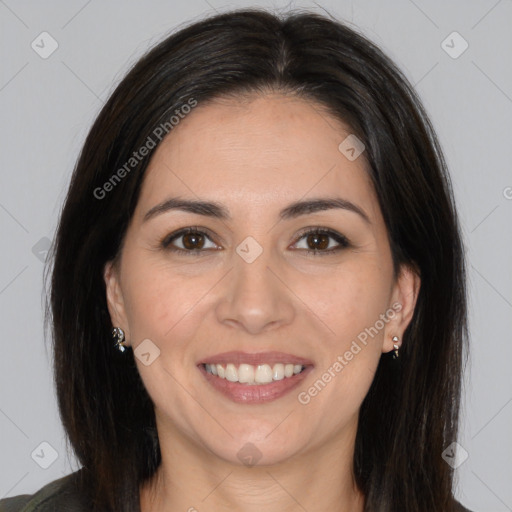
left=198, top=364, right=313, bottom=404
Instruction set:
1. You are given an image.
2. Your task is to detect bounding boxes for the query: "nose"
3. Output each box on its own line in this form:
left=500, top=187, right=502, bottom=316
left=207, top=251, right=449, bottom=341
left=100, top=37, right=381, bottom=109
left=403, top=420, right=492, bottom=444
left=215, top=246, right=295, bottom=335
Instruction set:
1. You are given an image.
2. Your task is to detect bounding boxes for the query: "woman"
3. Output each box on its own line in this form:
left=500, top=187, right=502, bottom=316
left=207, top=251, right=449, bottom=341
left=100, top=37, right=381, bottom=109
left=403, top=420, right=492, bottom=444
left=0, top=8, right=472, bottom=512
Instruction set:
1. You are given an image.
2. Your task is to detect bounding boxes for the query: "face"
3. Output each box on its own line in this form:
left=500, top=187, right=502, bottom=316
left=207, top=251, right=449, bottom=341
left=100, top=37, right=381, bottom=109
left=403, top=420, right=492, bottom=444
left=104, top=93, right=419, bottom=468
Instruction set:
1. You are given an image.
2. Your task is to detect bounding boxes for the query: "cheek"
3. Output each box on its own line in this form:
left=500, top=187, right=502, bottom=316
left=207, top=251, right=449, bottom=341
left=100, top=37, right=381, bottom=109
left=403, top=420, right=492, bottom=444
left=120, top=250, right=209, bottom=347
left=298, top=259, right=391, bottom=345
left=120, top=262, right=210, bottom=412
left=298, top=278, right=387, bottom=432
left=125, top=274, right=205, bottom=345
left=294, top=259, right=390, bottom=409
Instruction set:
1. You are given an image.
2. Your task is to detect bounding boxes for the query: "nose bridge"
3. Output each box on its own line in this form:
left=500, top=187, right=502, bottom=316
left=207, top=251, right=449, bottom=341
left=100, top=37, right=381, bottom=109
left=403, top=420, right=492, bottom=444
left=215, top=236, right=295, bottom=334
left=234, top=240, right=275, bottom=294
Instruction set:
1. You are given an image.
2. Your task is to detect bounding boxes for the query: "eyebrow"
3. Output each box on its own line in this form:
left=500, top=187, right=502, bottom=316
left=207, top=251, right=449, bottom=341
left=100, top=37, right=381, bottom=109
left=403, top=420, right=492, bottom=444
left=143, top=197, right=371, bottom=224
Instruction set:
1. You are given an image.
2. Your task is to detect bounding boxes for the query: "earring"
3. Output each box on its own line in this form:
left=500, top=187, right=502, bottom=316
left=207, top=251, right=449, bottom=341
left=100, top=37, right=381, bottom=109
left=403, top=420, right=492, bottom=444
left=392, top=336, right=400, bottom=359
left=112, top=327, right=127, bottom=352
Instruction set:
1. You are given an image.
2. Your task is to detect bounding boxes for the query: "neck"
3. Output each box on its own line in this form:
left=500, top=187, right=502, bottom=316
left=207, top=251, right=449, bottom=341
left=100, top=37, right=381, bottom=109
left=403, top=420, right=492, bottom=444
left=140, top=417, right=365, bottom=512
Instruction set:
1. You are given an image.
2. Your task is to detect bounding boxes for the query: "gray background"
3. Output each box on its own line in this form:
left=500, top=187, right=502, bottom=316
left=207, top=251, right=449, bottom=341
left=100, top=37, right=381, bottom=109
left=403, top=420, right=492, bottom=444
left=1, top=0, right=511, bottom=510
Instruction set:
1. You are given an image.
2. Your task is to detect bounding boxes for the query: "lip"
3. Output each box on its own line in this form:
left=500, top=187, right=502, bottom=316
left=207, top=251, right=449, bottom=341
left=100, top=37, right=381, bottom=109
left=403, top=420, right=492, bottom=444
left=198, top=363, right=314, bottom=404
left=197, top=351, right=314, bottom=367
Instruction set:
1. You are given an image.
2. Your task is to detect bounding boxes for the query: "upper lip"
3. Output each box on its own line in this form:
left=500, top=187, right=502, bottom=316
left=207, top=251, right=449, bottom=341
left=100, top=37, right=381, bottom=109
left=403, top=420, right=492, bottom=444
left=197, top=351, right=314, bottom=367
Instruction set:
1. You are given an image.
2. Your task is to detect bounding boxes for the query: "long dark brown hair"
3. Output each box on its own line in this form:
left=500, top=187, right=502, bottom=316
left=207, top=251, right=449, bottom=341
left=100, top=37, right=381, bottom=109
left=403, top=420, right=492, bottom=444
left=44, top=8, right=468, bottom=511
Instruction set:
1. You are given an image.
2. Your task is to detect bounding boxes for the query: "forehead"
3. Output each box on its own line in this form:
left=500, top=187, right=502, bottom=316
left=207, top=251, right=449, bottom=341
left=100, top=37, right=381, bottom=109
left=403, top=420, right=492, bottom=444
left=135, top=93, right=380, bottom=222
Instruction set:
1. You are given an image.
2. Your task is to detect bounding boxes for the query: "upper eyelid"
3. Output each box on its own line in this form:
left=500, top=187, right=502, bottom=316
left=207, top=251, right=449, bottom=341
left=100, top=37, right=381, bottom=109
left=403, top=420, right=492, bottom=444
left=163, top=226, right=348, bottom=249
left=162, top=227, right=220, bottom=248
left=292, top=229, right=350, bottom=250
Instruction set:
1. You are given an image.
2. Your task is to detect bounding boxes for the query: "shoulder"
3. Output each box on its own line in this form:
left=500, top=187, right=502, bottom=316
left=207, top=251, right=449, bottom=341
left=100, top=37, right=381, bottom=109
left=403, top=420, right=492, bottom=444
left=455, top=500, right=474, bottom=512
left=0, top=470, right=90, bottom=512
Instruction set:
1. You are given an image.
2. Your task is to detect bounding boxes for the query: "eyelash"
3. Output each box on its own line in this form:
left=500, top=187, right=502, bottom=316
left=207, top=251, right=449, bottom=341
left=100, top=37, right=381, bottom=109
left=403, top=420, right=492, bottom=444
left=160, top=226, right=350, bottom=256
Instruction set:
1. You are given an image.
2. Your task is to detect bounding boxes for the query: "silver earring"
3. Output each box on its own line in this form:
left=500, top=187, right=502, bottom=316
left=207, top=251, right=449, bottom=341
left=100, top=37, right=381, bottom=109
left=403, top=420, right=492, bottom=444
left=392, top=336, right=400, bottom=359
left=112, top=327, right=127, bottom=352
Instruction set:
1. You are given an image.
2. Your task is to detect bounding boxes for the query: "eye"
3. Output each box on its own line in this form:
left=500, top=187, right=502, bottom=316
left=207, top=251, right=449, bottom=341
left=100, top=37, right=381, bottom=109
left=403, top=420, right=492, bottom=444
left=160, top=226, right=350, bottom=256
left=292, top=228, right=350, bottom=255
left=160, top=227, right=220, bottom=254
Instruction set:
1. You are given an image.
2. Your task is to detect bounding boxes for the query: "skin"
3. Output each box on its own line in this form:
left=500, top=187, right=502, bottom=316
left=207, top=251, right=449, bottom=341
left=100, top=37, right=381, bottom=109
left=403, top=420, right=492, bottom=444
left=104, top=93, right=420, bottom=512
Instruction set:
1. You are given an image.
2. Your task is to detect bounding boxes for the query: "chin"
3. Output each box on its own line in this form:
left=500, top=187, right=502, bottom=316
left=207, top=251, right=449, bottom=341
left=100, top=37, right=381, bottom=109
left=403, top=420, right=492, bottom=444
left=201, top=429, right=309, bottom=468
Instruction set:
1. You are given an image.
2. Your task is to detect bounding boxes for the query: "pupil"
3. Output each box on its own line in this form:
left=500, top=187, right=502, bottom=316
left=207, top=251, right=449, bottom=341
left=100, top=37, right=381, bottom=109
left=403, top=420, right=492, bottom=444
left=308, top=233, right=329, bottom=250
left=183, top=233, right=204, bottom=250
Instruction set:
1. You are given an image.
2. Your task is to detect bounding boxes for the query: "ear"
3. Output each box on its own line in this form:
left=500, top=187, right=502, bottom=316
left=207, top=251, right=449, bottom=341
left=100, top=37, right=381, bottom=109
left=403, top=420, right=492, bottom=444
left=103, top=259, right=131, bottom=346
left=382, top=264, right=421, bottom=354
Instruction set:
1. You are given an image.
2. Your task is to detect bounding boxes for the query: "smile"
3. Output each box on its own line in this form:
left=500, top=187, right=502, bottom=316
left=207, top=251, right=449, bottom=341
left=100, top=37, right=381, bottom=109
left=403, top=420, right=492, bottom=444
left=203, top=362, right=305, bottom=385
left=197, top=351, right=314, bottom=404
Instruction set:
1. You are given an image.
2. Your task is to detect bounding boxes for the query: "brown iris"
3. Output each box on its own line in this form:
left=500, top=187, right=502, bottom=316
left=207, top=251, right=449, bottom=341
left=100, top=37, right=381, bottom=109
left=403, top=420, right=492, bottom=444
left=306, top=233, right=330, bottom=250
left=182, top=232, right=205, bottom=250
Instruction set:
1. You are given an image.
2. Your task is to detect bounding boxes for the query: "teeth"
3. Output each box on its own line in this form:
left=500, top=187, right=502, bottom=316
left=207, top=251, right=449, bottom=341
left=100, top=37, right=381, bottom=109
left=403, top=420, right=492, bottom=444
left=225, top=363, right=238, bottom=382
left=204, top=363, right=305, bottom=384
left=255, top=364, right=273, bottom=384
left=273, top=364, right=285, bottom=381
left=238, top=364, right=254, bottom=383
